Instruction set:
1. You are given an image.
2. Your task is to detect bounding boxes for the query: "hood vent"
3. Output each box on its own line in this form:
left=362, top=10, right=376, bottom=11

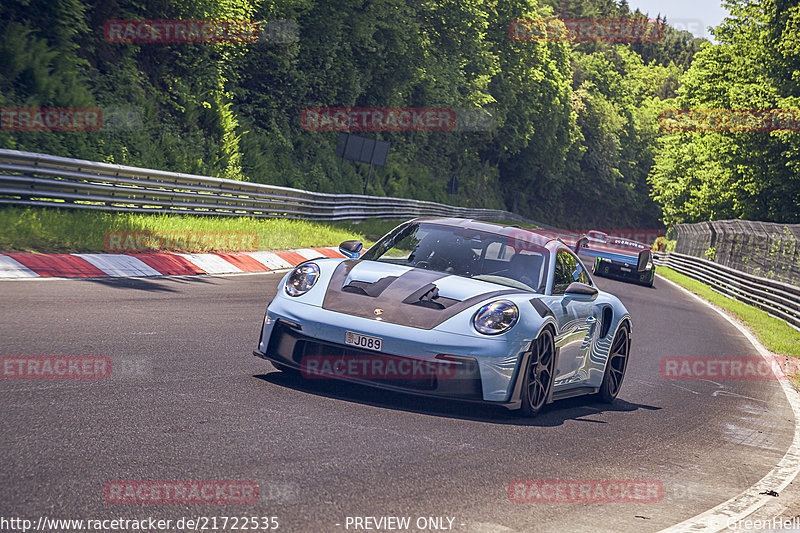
left=401, top=283, right=458, bottom=310
left=322, top=261, right=521, bottom=330
left=342, top=275, right=398, bottom=298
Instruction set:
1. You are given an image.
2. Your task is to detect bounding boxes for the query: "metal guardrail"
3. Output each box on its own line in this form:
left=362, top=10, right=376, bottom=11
left=674, top=220, right=800, bottom=287
left=0, top=149, right=548, bottom=226
left=654, top=251, right=800, bottom=330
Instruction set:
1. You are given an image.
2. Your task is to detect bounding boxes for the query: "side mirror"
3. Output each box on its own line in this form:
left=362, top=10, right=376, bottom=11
left=339, top=240, right=363, bottom=260
left=574, top=236, right=588, bottom=255
left=565, top=282, right=598, bottom=297
left=637, top=249, right=652, bottom=272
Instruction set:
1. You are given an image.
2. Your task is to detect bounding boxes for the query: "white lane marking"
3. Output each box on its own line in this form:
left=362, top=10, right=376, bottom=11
left=244, top=251, right=293, bottom=270
left=656, top=274, right=800, bottom=533
left=177, top=253, right=243, bottom=274
left=711, top=390, right=771, bottom=404
left=630, top=378, right=659, bottom=388
left=669, top=383, right=701, bottom=395
left=73, top=253, right=161, bottom=277
left=0, top=255, right=38, bottom=278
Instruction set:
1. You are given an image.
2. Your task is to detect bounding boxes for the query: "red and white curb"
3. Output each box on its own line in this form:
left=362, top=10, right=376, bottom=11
left=0, top=247, right=344, bottom=279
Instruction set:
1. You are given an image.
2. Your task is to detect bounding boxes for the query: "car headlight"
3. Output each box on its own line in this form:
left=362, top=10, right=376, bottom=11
left=473, top=300, right=519, bottom=335
left=285, top=263, right=320, bottom=297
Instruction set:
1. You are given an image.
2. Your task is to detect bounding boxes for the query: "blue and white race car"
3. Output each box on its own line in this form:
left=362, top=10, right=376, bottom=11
left=254, top=218, right=646, bottom=416
left=579, top=231, right=656, bottom=287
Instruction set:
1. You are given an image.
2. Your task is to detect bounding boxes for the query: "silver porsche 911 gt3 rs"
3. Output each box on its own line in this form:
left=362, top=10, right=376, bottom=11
left=254, top=218, right=647, bottom=417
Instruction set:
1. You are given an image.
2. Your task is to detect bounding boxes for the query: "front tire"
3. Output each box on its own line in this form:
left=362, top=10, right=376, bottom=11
left=519, top=328, right=556, bottom=417
left=596, top=324, right=630, bottom=403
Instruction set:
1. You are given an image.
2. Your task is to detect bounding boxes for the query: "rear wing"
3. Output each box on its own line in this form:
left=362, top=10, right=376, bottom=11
left=575, top=235, right=652, bottom=272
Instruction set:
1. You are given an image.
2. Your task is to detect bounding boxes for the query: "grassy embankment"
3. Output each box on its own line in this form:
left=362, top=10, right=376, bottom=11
left=0, top=207, right=404, bottom=253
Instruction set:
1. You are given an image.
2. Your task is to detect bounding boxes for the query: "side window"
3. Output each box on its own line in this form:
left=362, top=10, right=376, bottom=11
left=552, top=251, right=576, bottom=294
left=553, top=250, right=591, bottom=294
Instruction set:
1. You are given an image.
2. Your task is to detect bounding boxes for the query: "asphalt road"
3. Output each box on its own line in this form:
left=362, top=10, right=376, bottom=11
left=0, top=272, right=795, bottom=533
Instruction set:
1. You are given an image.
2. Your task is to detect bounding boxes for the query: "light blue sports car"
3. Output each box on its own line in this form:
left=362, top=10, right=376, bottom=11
left=254, top=218, right=646, bottom=416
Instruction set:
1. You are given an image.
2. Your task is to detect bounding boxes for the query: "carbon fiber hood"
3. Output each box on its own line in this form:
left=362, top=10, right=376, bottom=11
left=322, top=260, right=519, bottom=330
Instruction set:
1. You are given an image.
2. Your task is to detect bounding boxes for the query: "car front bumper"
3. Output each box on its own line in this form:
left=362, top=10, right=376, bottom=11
left=255, top=298, right=533, bottom=406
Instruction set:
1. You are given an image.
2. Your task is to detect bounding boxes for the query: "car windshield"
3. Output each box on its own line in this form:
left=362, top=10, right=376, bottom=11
left=361, top=222, right=549, bottom=293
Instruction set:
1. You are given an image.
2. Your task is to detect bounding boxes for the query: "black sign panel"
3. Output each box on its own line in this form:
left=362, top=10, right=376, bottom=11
left=343, top=135, right=365, bottom=161
left=335, top=132, right=348, bottom=158
left=336, top=133, right=390, bottom=167
left=371, top=140, right=390, bottom=167
left=358, top=138, right=376, bottom=164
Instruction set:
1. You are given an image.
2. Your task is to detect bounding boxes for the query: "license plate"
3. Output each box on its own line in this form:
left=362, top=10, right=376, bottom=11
left=620, top=267, right=631, bottom=272
left=345, top=331, right=383, bottom=352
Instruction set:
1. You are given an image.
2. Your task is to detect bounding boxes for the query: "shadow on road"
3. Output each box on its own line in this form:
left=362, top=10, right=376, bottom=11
left=83, top=275, right=218, bottom=292
left=253, top=369, right=661, bottom=427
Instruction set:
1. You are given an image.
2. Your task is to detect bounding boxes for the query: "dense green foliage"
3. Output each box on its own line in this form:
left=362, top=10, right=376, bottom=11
left=1, top=0, right=753, bottom=230
left=649, top=0, right=800, bottom=224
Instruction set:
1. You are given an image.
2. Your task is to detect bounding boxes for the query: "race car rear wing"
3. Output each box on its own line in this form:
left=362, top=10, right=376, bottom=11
left=574, top=235, right=652, bottom=272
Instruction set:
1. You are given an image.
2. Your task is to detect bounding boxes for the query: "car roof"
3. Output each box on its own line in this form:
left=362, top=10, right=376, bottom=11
left=410, top=217, right=555, bottom=248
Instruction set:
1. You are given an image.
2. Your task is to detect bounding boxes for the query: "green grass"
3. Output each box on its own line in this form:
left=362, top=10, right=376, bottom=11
left=658, top=266, right=800, bottom=359
left=0, top=207, right=402, bottom=253
left=0, top=206, right=541, bottom=254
